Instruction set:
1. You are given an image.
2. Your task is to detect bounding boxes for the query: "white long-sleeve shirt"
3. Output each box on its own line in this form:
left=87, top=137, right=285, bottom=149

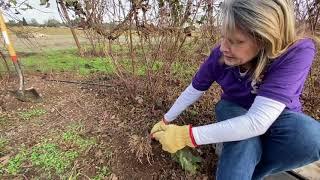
left=164, top=84, right=285, bottom=145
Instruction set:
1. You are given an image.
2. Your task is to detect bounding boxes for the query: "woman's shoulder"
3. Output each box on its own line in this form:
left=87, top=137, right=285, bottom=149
left=271, top=38, right=316, bottom=68
left=284, top=38, right=316, bottom=55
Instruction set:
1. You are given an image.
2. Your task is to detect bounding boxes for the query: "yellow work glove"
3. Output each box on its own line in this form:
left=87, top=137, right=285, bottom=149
left=150, top=118, right=168, bottom=137
left=152, top=124, right=197, bottom=153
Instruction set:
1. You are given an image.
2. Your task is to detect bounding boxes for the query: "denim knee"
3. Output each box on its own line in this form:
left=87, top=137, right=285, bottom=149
left=215, top=100, right=229, bottom=116
left=291, top=112, right=320, bottom=161
left=214, top=100, right=247, bottom=122
left=309, top=124, right=320, bottom=161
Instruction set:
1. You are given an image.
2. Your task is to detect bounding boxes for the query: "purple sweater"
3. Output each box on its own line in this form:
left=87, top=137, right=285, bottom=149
left=192, top=39, right=316, bottom=112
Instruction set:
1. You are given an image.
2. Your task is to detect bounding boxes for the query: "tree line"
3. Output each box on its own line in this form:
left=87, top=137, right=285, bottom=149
left=7, top=17, right=65, bottom=27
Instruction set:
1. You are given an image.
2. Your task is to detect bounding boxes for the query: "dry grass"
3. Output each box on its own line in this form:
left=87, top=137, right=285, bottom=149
left=128, top=134, right=153, bottom=165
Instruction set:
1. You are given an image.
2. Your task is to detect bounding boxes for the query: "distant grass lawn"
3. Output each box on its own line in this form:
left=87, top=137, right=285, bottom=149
left=21, top=49, right=115, bottom=75
left=0, top=48, right=197, bottom=79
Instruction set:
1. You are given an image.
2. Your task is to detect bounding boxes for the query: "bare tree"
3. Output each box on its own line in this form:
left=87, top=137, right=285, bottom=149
left=57, top=0, right=83, bottom=56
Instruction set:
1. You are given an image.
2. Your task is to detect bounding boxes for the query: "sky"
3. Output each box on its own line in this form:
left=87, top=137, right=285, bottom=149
left=4, top=0, right=61, bottom=23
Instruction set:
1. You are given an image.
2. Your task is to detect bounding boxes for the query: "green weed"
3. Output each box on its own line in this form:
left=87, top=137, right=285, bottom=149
left=4, top=143, right=78, bottom=176
left=6, top=148, right=28, bottom=175
left=2, top=123, right=97, bottom=177
left=62, top=125, right=96, bottom=150
left=92, top=166, right=112, bottom=180
left=18, top=108, right=46, bottom=120
left=30, top=143, right=78, bottom=174
left=171, top=148, right=202, bottom=174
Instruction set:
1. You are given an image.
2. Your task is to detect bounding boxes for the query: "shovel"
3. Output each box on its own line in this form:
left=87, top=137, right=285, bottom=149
left=0, top=11, right=42, bottom=102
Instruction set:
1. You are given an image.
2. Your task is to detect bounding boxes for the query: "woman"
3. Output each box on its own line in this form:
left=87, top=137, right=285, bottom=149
left=150, top=0, right=320, bottom=179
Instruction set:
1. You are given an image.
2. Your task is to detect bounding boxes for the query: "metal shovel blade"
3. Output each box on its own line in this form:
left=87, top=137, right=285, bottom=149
left=10, top=88, right=42, bottom=103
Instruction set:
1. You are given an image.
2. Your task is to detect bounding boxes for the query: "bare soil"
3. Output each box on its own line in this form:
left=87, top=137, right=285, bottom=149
left=0, top=72, right=222, bottom=179
left=1, top=68, right=319, bottom=179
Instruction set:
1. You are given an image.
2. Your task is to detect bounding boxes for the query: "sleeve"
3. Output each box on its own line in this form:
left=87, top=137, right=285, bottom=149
left=191, top=96, right=286, bottom=145
left=258, top=39, right=316, bottom=106
left=192, top=45, right=224, bottom=91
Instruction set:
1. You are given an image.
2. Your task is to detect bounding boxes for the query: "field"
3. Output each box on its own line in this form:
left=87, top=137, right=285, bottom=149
left=0, top=27, right=319, bottom=179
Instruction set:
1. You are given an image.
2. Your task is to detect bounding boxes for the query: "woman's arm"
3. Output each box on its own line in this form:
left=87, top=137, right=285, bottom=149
left=192, top=96, right=285, bottom=145
left=164, top=46, right=223, bottom=122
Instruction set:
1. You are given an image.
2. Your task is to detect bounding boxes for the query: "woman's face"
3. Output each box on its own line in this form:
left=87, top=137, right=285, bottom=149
left=220, top=28, right=260, bottom=67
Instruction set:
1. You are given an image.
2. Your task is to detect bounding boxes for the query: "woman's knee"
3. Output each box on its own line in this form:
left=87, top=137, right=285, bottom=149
left=215, top=100, right=227, bottom=118
left=294, top=113, right=320, bottom=151
left=215, top=100, right=247, bottom=122
left=306, top=121, right=320, bottom=160
left=279, top=111, right=320, bottom=160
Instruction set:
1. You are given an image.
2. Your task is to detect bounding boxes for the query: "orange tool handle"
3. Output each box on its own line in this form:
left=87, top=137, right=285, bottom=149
left=0, top=11, right=18, bottom=62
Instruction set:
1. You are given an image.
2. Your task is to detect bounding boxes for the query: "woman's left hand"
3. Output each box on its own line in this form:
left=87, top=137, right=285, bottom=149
left=152, top=124, right=197, bottom=153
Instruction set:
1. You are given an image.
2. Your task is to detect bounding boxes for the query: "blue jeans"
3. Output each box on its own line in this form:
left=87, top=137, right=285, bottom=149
left=215, top=100, right=320, bottom=180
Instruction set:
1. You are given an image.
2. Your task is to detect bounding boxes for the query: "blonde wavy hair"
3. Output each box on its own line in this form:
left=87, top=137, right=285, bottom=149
left=220, top=0, right=298, bottom=81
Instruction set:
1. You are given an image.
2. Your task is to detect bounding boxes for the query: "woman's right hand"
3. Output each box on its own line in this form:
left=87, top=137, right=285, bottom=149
left=150, top=118, right=168, bottom=138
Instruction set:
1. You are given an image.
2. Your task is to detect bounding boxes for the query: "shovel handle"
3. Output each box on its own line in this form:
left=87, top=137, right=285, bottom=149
left=0, top=11, right=17, bottom=63
left=0, top=11, right=24, bottom=91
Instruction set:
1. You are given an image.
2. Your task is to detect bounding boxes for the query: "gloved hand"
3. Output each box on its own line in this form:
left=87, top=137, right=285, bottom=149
left=150, top=118, right=168, bottom=136
left=152, top=124, right=197, bottom=153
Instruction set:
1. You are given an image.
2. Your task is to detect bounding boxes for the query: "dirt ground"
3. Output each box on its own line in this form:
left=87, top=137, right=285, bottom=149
left=0, top=72, right=220, bottom=179
left=1, top=71, right=319, bottom=179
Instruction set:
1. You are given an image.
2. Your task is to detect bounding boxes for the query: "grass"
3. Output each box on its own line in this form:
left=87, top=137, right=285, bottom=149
left=13, top=48, right=198, bottom=78
left=1, top=123, right=99, bottom=178
left=0, top=137, right=8, bottom=154
left=4, top=143, right=78, bottom=176
left=30, top=143, right=78, bottom=175
left=1, top=27, right=200, bottom=78
left=62, top=124, right=96, bottom=150
left=172, top=61, right=198, bottom=80
left=18, top=108, right=47, bottom=120
left=92, top=166, right=112, bottom=180
left=0, top=115, right=8, bottom=126
left=20, top=49, right=115, bottom=75
left=5, top=148, right=28, bottom=175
